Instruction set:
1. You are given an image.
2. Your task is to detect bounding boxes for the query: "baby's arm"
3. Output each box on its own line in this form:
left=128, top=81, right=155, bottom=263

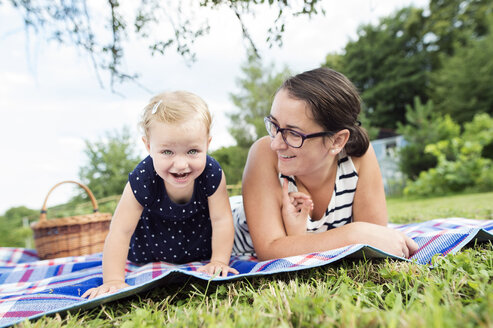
left=82, top=183, right=143, bottom=299
left=199, top=171, right=239, bottom=277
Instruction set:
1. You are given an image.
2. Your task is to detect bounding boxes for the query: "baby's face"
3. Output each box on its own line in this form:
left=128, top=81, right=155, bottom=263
left=144, top=119, right=210, bottom=193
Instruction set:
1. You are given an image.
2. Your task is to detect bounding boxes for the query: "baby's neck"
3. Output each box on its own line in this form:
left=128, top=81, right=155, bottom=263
left=164, top=181, right=195, bottom=204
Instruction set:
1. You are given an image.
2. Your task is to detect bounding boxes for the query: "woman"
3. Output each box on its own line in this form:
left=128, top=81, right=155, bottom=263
left=232, top=67, right=418, bottom=260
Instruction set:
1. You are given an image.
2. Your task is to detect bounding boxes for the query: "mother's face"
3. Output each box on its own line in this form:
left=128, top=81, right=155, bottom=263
left=269, top=89, right=334, bottom=177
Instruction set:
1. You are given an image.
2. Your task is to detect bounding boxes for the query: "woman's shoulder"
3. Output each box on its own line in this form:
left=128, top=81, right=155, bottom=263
left=349, top=143, right=376, bottom=171
left=243, top=136, right=280, bottom=188
left=249, top=136, right=276, bottom=159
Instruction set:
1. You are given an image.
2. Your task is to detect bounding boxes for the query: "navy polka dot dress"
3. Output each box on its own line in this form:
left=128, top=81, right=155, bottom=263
left=127, top=155, right=222, bottom=264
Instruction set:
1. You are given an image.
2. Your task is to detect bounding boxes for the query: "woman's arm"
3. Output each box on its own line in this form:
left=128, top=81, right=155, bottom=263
left=243, top=138, right=417, bottom=260
left=242, top=137, right=287, bottom=260
left=82, top=182, right=143, bottom=298
left=201, top=171, right=239, bottom=277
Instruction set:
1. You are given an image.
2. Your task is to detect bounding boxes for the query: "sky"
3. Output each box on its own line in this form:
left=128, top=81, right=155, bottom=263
left=0, top=0, right=428, bottom=215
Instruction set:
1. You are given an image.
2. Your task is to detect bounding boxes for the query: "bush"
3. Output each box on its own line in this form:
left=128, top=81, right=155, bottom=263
left=404, top=113, right=493, bottom=196
left=210, top=145, right=249, bottom=185
left=397, top=97, right=460, bottom=180
left=0, top=206, right=38, bottom=247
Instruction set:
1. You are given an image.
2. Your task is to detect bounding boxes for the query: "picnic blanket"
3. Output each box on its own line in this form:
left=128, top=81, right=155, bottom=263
left=0, top=217, right=492, bottom=327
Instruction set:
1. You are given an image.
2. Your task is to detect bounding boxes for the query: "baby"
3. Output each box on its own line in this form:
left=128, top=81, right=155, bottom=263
left=83, top=91, right=238, bottom=299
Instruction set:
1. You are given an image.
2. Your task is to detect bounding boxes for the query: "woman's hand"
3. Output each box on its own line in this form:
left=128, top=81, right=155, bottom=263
left=197, top=261, right=239, bottom=277
left=281, top=178, right=313, bottom=236
left=352, top=221, right=419, bottom=258
left=81, top=280, right=129, bottom=299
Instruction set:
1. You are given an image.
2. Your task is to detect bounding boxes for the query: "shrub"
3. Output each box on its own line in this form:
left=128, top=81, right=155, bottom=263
left=397, top=97, right=460, bottom=180
left=404, top=113, right=493, bottom=196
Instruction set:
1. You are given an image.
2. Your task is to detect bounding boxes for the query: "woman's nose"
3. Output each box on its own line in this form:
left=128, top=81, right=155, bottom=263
left=270, top=131, right=288, bottom=150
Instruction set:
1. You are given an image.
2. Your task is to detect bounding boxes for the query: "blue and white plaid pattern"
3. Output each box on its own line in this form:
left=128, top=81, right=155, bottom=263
left=0, top=218, right=491, bottom=327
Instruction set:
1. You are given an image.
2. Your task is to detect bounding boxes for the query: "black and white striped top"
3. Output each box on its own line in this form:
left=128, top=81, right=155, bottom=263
left=231, top=154, right=358, bottom=255
left=284, top=155, right=358, bottom=233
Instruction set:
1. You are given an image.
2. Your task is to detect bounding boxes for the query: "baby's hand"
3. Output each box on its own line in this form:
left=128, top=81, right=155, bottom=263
left=197, top=261, right=239, bottom=277
left=81, top=280, right=129, bottom=299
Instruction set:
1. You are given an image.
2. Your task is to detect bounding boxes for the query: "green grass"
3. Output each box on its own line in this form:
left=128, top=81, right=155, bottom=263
left=17, top=192, right=493, bottom=327
left=387, top=191, right=493, bottom=223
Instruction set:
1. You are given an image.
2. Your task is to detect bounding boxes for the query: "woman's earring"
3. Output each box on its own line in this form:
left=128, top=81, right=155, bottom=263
left=332, top=148, right=338, bottom=154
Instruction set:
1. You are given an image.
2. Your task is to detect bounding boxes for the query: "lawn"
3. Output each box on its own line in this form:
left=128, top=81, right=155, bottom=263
left=18, top=192, right=493, bottom=327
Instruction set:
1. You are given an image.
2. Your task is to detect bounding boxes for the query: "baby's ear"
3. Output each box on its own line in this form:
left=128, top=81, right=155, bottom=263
left=208, top=136, right=212, bottom=147
left=142, top=136, right=151, bottom=153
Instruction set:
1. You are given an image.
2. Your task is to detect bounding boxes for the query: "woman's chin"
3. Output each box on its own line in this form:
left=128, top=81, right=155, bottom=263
left=278, top=163, right=296, bottom=176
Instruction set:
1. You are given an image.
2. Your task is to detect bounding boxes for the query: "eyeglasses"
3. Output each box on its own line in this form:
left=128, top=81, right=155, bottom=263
left=264, top=117, right=334, bottom=148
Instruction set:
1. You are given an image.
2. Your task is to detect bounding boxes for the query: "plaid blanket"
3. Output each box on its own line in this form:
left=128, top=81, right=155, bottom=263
left=0, top=217, right=491, bottom=327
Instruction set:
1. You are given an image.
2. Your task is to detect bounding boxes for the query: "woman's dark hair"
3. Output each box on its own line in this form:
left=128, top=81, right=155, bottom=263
left=279, top=67, right=369, bottom=157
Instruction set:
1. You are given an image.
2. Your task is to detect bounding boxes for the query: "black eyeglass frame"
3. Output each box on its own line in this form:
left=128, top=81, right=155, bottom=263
left=264, top=117, right=334, bottom=148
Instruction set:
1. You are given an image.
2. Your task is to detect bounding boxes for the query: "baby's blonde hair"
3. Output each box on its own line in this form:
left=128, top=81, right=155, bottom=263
left=140, top=91, right=212, bottom=138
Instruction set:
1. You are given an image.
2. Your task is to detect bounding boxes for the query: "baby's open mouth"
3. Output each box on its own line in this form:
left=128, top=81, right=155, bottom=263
left=171, top=172, right=190, bottom=179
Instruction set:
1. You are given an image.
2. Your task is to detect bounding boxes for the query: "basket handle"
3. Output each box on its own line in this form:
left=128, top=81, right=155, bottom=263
left=39, top=180, right=99, bottom=222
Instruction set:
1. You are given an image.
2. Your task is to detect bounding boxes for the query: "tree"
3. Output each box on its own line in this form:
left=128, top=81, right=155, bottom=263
left=425, top=0, right=492, bottom=61
left=7, top=0, right=323, bottom=90
left=78, top=126, right=142, bottom=200
left=430, top=19, right=493, bottom=123
left=210, top=51, right=291, bottom=185
left=210, top=146, right=248, bottom=186
left=339, top=7, right=431, bottom=130
left=397, top=97, right=460, bottom=180
left=228, top=50, right=291, bottom=148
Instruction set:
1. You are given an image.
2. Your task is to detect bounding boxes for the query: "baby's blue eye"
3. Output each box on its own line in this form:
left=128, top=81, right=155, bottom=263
left=188, top=149, right=198, bottom=155
left=162, top=150, right=173, bottom=155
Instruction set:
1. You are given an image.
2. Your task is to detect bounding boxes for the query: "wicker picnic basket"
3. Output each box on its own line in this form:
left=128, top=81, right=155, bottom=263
left=31, top=180, right=112, bottom=259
